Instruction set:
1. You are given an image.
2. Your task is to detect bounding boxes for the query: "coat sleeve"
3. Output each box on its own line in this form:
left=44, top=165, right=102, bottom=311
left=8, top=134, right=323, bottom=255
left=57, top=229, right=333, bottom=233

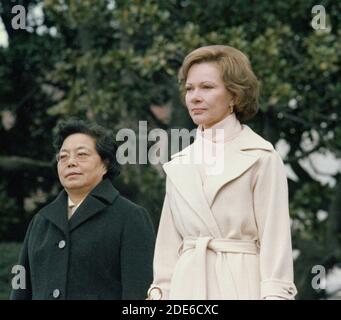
left=147, top=178, right=183, bottom=300
left=120, top=206, right=155, bottom=300
left=252, top=150, right=297, bottom=300
left=10, top=218, right=34, bottom=300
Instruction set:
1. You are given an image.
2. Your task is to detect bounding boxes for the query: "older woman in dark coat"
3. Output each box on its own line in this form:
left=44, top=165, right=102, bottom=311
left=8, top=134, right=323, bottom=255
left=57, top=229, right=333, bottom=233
left=11, top=120, right=155, bottom=300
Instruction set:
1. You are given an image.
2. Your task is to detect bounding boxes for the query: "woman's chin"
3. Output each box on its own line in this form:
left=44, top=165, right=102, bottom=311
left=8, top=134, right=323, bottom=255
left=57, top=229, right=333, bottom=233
left=62, top=180, right=83, bottom=190
left=190, top=114, right=208, bottom=126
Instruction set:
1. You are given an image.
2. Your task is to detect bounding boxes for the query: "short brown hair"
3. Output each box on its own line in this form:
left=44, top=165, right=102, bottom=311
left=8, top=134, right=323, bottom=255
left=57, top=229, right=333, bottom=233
left=178, top=45, right=260, bottom=122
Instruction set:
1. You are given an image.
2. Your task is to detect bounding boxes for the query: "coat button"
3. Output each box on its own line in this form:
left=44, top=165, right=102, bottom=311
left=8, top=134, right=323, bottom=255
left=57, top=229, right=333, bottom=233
left=58, top=240, right=66, bottom=249
left=53, top=289, right=60, bottom=299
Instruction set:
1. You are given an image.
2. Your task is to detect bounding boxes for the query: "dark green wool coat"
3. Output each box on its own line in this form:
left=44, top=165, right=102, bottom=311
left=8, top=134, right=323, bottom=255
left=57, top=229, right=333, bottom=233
left=10, top=179, right=155, bottom=300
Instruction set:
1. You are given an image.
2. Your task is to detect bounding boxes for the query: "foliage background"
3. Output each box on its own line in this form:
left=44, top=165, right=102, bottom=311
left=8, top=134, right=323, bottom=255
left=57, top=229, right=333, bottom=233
left=0, top=0, right=340, bottom=299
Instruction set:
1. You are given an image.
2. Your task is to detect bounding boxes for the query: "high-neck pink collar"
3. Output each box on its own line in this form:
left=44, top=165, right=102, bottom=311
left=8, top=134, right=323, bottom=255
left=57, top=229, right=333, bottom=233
left=196, top=112, right=242, bottom=144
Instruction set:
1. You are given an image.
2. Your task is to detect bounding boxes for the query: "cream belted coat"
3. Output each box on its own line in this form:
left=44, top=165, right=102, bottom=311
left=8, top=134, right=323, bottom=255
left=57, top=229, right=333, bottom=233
left=149, top=122, right=297, bottom=300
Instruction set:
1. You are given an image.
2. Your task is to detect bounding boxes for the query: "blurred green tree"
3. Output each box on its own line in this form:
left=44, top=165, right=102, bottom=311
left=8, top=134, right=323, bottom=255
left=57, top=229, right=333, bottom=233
left=0, top=0, right=62, bottom=240
left=0, top=0, right=340, bottom=299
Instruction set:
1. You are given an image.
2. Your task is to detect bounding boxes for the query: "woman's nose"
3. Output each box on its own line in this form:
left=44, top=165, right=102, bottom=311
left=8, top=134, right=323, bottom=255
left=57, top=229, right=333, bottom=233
left=66, top=155, right=77, bottom=167
left=190, top=88, right=203, bottom=103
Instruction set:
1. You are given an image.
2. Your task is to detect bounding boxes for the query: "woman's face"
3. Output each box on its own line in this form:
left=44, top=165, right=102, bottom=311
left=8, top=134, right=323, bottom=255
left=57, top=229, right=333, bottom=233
left=185, top=62, right=234, bottom=129
left=57, top=133, right=107, bottom=196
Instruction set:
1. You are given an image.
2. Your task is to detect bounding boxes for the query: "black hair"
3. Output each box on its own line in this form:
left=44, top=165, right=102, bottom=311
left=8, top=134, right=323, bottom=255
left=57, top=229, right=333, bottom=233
left=53, top=119, right=120, bottom=180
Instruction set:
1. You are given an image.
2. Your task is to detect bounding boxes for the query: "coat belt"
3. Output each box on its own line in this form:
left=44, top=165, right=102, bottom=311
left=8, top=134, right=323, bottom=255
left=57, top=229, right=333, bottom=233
left=177, top=237, right=258, bottom=299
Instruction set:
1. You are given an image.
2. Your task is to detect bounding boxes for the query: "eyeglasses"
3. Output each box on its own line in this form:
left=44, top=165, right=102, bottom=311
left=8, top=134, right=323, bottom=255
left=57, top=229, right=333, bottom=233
left=56, top=151, right=92, bottom=164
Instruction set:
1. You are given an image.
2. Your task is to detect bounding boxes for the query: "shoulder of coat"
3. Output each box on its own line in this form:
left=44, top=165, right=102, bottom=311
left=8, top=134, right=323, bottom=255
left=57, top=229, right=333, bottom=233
left=161, top=142, right=195, bottom=173
left=27, top=211, right=42, bottom=229
left=170, top=143, right=193, bottom=159
left=161, top=142, right=193, bottom=170
left=235, top=125, right=274, bottom=151
left=115, top=196, right=153, bottom=229
left=114, top=194, right=145, bottom=212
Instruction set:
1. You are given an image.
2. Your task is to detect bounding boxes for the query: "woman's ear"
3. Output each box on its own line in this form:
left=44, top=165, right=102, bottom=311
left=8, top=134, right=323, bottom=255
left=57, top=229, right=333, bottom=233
left=231, top=92, right=238, bottom=106
left=102, top=160, right=109, bottom=175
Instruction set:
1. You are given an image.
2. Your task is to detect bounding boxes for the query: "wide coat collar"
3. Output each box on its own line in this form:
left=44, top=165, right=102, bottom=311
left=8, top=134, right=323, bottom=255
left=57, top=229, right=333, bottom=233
left=163, top=125, right=274, bottom=237
left=39, top=178, right=119, bottom=235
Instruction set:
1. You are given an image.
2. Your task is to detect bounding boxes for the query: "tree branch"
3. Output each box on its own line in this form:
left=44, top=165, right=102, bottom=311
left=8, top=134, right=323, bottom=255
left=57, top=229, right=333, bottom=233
left=0, top=155, right=54, bottom=176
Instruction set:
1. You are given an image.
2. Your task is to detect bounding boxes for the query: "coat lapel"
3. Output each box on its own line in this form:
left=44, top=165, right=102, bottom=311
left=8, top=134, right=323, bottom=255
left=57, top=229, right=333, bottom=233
left=163, top=145, right=223, bottom=238
left=39, top=191, right=69, bottom=235
left=69, top=179, right=119, bottom=232
left=203, top=147, right=260, bottom=207
left=40, top=179, right=120, bottom=234
left=204, top=125, right=274, bottom=207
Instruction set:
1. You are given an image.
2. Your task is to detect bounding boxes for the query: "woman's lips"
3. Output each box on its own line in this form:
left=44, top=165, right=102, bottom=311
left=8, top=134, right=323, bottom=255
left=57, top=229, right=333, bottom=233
left=191, top=108, right=206, bottom=114
left=65, top=173, right=82, bottom=178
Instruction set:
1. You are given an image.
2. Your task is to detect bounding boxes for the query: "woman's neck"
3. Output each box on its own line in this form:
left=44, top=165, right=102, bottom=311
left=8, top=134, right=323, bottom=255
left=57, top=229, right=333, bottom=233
left=66, top=190, right=88, bottom=205
left=198, top=112, right=242, bottom=144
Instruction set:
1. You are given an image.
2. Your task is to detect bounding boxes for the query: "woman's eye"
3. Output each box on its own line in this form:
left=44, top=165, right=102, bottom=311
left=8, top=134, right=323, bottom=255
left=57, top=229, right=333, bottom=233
left=77, top=153, right=88, bottom=158
left=185, top=87, right=192, bottom=91
left=60, top=154, right=67, bottom=159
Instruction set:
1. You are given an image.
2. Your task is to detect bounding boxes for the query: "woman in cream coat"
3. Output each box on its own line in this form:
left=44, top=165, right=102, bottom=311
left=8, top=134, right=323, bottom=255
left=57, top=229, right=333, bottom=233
left=148, top=45, right=297, bottom=300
